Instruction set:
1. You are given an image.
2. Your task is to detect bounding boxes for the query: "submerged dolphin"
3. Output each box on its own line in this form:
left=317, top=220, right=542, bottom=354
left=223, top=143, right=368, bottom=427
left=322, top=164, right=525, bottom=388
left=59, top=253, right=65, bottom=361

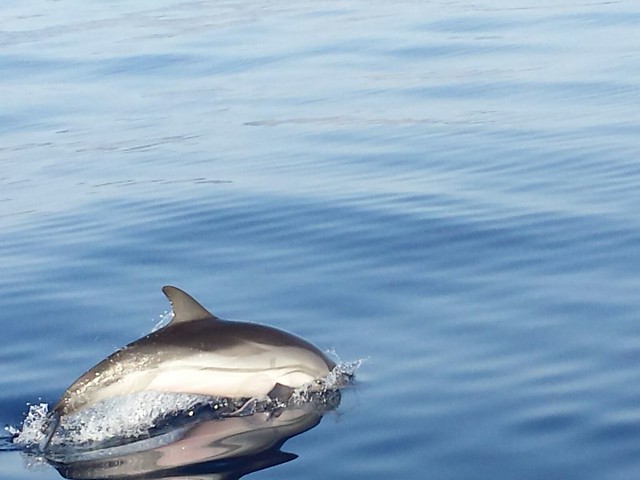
left=43, top=286, right=335, bottom=448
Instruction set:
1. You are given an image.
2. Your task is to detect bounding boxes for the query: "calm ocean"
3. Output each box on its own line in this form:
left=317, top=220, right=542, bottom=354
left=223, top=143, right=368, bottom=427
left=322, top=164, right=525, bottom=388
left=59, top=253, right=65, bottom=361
left=2, top=1, right=640, bottom=479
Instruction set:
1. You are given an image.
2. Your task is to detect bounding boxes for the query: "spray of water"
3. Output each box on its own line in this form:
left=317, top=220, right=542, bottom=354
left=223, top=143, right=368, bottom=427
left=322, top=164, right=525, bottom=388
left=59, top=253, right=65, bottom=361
left=8, top=359, right=363, bottom=454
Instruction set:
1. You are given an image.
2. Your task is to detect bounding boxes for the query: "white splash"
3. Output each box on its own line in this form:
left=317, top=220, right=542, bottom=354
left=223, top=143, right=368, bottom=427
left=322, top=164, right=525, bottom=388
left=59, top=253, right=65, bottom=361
left=151, top=310, right=173, bottom=332
left=9, top=360, right=363, bottom=454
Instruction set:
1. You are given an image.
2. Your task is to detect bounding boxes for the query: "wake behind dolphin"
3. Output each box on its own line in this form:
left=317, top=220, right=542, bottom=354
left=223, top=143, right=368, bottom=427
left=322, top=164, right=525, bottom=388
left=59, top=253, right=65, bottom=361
left=36, top=286, right=351, bottom=451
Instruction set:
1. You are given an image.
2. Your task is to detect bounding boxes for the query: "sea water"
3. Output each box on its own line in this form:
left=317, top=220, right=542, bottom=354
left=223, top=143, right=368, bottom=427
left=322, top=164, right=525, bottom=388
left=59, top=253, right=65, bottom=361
left=2, top=1, right=640, bottom=479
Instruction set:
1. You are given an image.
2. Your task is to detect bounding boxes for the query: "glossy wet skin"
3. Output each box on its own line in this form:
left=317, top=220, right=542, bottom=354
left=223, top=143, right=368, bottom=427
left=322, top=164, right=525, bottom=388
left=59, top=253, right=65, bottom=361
left=52, top=286, right=336, bottom=417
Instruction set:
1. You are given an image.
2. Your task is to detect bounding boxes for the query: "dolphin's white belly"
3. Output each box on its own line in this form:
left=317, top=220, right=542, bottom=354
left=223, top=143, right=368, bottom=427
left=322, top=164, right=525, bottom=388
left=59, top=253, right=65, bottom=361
left=92, top=344, right=330, bottom=402
left=148, top=345, right=329, bottom=397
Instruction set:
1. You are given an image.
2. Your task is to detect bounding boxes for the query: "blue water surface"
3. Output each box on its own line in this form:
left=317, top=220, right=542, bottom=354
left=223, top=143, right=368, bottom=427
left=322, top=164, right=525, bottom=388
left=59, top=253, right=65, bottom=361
left=2, top=1, right=640, bottom=479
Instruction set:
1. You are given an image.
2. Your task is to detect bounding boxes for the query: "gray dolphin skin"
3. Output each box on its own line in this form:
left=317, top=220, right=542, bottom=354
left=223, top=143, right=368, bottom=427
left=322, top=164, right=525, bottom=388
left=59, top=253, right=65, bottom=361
left=43, top=286, right=336, bottom=448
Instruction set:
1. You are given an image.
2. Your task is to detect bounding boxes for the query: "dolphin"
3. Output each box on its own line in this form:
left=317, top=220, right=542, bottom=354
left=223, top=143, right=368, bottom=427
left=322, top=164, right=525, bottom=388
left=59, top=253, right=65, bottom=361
left=42, top=286, right=336, bottom=449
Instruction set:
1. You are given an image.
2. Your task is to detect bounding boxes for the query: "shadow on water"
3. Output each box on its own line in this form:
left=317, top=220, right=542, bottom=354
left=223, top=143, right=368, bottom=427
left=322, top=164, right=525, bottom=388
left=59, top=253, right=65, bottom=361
left=28, top=392, right=340, bottom=480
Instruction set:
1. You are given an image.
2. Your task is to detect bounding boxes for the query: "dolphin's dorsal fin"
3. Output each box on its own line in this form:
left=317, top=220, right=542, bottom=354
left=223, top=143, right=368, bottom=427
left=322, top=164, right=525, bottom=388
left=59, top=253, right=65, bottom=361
left=162, top=286, right=219, bottom=324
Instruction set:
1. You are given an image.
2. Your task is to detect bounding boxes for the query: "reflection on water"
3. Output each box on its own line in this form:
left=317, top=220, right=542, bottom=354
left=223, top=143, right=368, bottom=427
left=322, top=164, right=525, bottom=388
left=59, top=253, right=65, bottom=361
left=40, top=392, right=340, bottom=480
